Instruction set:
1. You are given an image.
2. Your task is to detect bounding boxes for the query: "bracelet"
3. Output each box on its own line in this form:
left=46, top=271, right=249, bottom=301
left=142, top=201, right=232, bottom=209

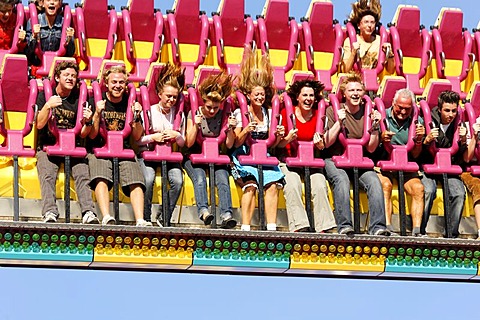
left=84, top=120, right=93, bottom=127
left=388, top=54, right=394, bottom=59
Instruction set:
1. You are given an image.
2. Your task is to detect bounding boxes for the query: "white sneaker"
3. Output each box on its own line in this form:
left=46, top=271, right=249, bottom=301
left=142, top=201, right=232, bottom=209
left=102, top=215, right=116, bottom=226
left=82, top=211, right=100, bottom=224
left=43, top=211, right=58, bottom=223
left=136, top=220, right=153, bottom=227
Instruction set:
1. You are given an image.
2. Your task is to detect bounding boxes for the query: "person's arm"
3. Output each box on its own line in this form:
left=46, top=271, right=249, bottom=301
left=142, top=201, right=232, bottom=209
left=410, top=123, right=426, bottom=159
left=342, top=39, right=358, bottom=73
left=324, top=107, right=345, bottom=148
left=185, top=111, right=200, bottom=148
left=89, top=99, right=105, bottom=139
left=65, top=26, right=75, bottom=57
left=36, top=95, right=62, bottom=130
left=185, top=118, right=198, bottom=148
left=79, top=102, right=93, bottom=138
left=224, top=114, right=237, bottom=149
left=382, top=43, right=395, bottom=74
left=366, top=110, right=381, bottom=153
left=233, top=110, right=254, bottom=148
left=130, top=102, right=144, bottom=142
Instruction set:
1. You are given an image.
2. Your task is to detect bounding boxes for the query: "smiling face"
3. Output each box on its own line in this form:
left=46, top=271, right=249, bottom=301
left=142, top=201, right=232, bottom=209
left=297, top=87, right=315, bottom=112
left=158, top=85, right=179, bottom=111
left=105, top=72, right=127, bottom=103
left=343, top=81, right=365, bottom=109
left=248, top=86, right=266, bottom=108
left=439, top=102, right=458, bottom=125
left=201, top=99, right=221, bottom=119
left=55, top=67, right=77, bottom=92
left=43, top=0, right=62, bottom=17
left=358, top=14, right=376, bottom=39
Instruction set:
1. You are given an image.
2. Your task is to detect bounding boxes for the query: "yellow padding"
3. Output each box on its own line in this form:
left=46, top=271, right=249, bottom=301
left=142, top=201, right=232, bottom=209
left=223, top=46, right=246, bottom=65
left=178, top=43, right=201, bottom=63
left=290, top=260, right=384, bottom=273
left=86, top=39, right=109, bottom=58
left=0, top=111, right=37, bottom=150
left=313, top=52, right=334, bottom=71
left=267, top=49, right=289, bottom=68
left=402, top=57, right=422, bottom=75
left=444, top=59, right=464, bottom=77
left=94, top=250, right=192, bottom=265
left=0, top=164, right=40, bottom=198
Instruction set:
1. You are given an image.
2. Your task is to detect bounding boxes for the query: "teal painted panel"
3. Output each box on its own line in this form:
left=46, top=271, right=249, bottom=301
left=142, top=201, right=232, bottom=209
left=193, top=256, right=289, bottom=269
left=0, top=251, right=93, bottom=262
left=385, top=264, right=477, bottom=276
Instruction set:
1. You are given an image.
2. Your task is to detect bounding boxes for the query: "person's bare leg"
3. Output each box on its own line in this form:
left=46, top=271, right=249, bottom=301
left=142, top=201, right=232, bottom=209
left=378, top=173, right=393, bottom=226
left=241, top=186, right=257, bottom=225
left=95, top=179, right=111, bottom=218
left=129, top=184, right=145, bottom=221
left=404, top=178, right=424, bottom=231
left=264, top=184, right=279, bottom=225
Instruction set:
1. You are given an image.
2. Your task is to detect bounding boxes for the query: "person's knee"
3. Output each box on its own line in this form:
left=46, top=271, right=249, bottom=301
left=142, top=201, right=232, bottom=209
left=380, top=177, right=393, bottom=194
left=243, top=185, right=257, bottom=195
left=408, top=181, right=424, bottom=199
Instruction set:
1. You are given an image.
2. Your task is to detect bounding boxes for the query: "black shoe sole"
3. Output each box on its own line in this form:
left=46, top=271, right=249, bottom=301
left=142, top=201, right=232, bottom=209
left=202, top=214, right=214, bottom=226
left=221, top=218, right=237, bottom=229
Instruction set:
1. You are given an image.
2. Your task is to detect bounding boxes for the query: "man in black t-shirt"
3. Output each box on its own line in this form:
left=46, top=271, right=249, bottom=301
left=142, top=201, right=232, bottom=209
left=87, top=65, right=150, bottom=227
left=36, top=61, right=98, bottom=224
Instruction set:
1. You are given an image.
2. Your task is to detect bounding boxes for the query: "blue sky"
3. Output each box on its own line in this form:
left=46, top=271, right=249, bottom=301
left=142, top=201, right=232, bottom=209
left=5, top=1, right=480, bottom=319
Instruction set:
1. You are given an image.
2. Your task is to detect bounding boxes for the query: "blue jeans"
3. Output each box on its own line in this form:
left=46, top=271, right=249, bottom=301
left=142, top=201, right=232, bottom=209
left=138, top=158, right=183, bottom=222
left=421, top=174, right=465, bottom=237
left=183, top=159, right=233, bottom=220
left=324, top=159, right=386, bottom=234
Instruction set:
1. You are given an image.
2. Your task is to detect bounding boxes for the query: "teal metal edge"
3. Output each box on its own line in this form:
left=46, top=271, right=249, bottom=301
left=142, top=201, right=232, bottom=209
left=0, top=251, right=93, bottom=262
left=385, top=263, right=478, bottom=276
left=193, top=256, right=290, bottom=269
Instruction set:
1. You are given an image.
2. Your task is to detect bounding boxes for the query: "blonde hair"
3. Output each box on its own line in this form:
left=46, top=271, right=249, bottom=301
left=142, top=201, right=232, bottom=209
left=156, top=63, right=185, bottom=94
left=348, top=0, right=382, bottom=26
left=339, top=72, right=365, bottom=95
left=103, top=65, right=128, bottom=83
left=237, top=48, right=275, bottom=107
left=198, top=72, right=234, bottom=103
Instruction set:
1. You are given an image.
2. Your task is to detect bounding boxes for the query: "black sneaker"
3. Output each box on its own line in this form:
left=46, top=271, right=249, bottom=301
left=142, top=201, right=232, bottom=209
left=220, top=217, right=237, bottom=229
left=200, top=212, right=214, bottom=226
left=339, top=226, right=355, bottom=236
left=374, top=229, right=391, bottom=236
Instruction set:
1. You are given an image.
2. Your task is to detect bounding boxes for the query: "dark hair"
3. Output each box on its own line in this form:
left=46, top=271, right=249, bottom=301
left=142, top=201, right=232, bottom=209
left=54, top=61, right=79, bottom=80
left=287, top=79, right=324, bottom=106
left=437, top=90, right=460, bottom=109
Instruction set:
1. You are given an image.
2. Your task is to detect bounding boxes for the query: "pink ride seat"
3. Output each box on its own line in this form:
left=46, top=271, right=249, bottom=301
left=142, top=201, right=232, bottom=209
left=138, top=64, right=184, bottom=163
left=420, top=98, right=463, bottom=175
left=0, top=55, right=38, bottom=158
left=212, top=0, right=255, bottom=76
left=236, top=91, right=280, bottom=166
left=328, top=93, right=375, bottom=169
left=389, top=5, right=432, bottom=95
left=91, top=81, right=136, bottom=159
left=120, top=0, right=164, bottom=83
left=42, top=76, right=88, bottom=158
left=187, top=86, right=233, bottom=165
left=28, top=2, right=73, bottom=78
left=74, top=0, right=118, bottom=80
left=301, top=0, right=344, bottom=92
left=375, top=94, right=420, bottom=172
left=165, top=0, right=210, bottom=85
left=256, top=0, right=299, bottom=90
left=431, top=8, right=474, bottom=99
left=282, top=92, right=325, bottom=168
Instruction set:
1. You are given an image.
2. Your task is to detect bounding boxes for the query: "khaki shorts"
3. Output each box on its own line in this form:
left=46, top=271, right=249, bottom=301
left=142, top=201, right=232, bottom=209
left=87, top=153, right=145, bottom=196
